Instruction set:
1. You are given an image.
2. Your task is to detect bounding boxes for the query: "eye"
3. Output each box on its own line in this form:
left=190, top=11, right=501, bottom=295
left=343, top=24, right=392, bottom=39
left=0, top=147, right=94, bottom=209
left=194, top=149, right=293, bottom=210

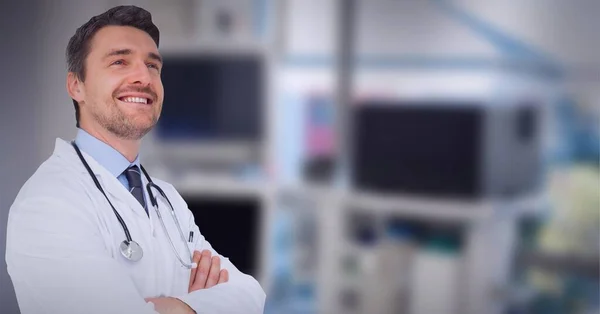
left=147, top=63, right=160, bottom=71
left=111, top=59, right=125, bottom=66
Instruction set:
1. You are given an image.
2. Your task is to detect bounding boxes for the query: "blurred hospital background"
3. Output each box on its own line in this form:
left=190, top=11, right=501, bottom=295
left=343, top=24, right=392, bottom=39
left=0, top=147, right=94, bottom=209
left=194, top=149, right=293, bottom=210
left=1, top=1, right=599, bottom=313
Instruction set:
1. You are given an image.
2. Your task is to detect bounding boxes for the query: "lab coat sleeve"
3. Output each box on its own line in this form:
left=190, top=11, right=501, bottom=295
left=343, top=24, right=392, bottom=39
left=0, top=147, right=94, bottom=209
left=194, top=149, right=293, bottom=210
left=5, top=192, right=159, bottom=314
left=172, top=192, right=266, bottom=314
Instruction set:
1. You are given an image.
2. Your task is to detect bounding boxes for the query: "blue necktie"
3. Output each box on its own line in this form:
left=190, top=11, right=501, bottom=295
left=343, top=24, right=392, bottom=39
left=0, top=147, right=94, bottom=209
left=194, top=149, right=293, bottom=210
left=124, top=165, right=148, bottom=217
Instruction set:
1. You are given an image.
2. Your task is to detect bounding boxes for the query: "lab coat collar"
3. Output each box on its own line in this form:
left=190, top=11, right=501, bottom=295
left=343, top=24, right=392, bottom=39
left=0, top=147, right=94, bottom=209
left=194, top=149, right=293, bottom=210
left=53, top=138, right=94, bottom=174
left=52, top=138, right=152, bottom=220
left=53, top=138, right=142, bottom=178
left=74, top=128, right=141, bottom=179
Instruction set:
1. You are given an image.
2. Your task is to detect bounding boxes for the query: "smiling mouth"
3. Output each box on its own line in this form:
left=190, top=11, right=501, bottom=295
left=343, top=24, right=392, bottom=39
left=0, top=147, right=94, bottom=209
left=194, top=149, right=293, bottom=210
left=117, top=96, right=153, bottom=105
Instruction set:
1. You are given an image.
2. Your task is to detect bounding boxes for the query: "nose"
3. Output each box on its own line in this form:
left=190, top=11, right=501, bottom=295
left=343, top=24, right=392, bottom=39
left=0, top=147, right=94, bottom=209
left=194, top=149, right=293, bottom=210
left=127, top=61, right=152, bottom=86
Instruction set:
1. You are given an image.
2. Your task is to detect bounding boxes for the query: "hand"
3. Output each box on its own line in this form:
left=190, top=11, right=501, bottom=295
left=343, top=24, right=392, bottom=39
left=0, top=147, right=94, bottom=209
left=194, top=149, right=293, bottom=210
left=188, top=250, right=229, bottom=293
left=145, top=297, right=195, bottom=314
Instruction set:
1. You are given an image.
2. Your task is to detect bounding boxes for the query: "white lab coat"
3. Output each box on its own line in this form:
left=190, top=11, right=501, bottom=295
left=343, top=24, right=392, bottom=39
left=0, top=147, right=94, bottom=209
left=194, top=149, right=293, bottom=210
left=5, top=138, right=266, bottom=314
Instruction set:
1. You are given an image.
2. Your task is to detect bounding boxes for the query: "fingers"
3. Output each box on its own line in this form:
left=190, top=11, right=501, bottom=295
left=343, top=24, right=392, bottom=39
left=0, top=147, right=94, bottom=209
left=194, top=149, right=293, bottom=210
left=204, top=256, right=221, bottom=289
left=188, top=250, right=202, bottom=292
left=217, top=269, right=229, bottom=285
left=188, top=249, right=228, bottom=292
left=190, top=250, right=212, bottom=291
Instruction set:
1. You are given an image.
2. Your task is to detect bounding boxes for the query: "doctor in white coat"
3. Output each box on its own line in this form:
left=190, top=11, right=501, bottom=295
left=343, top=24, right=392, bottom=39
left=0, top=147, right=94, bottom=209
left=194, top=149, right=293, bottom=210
left=5, top=5, right=265, bottom=314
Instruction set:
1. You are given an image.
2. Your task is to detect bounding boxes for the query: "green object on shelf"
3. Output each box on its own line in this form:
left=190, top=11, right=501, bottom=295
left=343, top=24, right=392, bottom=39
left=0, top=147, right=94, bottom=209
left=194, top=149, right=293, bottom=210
left=424, top=235, right=461, bottom=254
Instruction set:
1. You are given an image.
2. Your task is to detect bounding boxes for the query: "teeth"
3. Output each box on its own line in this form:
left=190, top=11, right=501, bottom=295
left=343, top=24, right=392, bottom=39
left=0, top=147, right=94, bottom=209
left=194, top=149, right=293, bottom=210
left=121, top=97, right=148, bottom=104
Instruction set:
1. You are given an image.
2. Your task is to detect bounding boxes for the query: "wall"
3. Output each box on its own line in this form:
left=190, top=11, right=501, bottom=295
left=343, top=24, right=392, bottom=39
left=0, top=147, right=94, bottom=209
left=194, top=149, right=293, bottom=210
left=0, top=1, right=113, bottom=313
left=0, top=2, right=44, bottom=313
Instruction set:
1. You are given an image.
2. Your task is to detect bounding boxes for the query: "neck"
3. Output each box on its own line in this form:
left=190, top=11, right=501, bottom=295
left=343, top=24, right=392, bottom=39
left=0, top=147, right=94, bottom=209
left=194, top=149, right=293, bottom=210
left=80, top=123, right=141, bottom=163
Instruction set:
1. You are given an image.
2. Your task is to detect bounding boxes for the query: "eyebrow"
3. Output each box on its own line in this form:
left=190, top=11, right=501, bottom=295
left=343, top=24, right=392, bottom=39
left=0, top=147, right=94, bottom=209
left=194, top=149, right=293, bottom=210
left=148, top=52, right=163, bottom=64
left=104, top=49, right=163, bottom=64
left=103, top=48, right=132, bottom=60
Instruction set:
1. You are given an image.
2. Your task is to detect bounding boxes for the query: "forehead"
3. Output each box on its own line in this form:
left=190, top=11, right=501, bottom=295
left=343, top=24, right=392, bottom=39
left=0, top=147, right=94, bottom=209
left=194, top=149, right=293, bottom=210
left=88, top=25, right=158, bottom=58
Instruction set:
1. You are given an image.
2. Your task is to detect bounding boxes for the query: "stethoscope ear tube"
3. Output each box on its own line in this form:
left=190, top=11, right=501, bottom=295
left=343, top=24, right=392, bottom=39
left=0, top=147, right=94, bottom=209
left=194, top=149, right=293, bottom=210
left=140, top=166, right=194, bottom=269
left=71, top=142, right=134, bottom=243
left=145, top=182, right=158, bottom=207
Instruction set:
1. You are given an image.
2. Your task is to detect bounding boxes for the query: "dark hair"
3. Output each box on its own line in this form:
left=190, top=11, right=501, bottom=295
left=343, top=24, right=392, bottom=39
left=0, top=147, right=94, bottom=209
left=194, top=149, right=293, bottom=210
left=66, top=5, right=160, bottom=128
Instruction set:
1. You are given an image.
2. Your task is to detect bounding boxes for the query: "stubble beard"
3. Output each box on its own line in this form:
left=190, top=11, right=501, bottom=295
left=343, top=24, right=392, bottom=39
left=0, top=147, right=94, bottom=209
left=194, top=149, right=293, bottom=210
left=92, top=98, right=160, bottom=141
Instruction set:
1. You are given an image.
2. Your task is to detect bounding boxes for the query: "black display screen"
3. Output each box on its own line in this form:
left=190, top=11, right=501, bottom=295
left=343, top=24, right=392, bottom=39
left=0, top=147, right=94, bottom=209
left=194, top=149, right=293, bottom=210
left=352, top=102, right=483, bottom=198
left=157, top=55, right=264, bottom=141
left=183, top=195, right=262, bottom=277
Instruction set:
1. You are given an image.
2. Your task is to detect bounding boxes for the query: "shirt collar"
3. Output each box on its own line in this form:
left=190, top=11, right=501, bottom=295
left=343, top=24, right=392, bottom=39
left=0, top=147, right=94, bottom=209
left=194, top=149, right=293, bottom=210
left=74, top=128, right=141, bottom=178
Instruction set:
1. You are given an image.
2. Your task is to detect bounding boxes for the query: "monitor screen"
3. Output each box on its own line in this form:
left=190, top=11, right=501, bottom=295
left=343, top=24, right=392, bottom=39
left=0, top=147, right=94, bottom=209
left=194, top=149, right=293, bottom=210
left=352, top=102, right=483, bottom=198
left=156, top=54, right=264, bottom=141
left=183, top=195, right=262, bottom=277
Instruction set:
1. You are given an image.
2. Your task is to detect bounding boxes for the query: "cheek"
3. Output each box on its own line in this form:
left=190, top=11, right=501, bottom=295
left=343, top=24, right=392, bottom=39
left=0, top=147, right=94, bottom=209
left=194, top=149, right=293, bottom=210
left=155, top=80, right=164, bottom=103
left=88, top=76, right=121, bottom=101
left=155, top=77, right=163, bottom=93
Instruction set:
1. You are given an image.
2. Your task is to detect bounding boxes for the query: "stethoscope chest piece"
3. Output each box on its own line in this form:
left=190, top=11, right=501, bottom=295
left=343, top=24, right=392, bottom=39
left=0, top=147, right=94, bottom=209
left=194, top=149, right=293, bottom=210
left=120, top=240, right=143, bottom=262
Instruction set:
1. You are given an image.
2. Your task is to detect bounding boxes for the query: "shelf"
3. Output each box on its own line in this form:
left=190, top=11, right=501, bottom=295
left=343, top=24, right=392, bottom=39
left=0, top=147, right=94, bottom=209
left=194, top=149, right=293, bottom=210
left=345, top=191, right=493, bottom=222
left=278, top=184, right=548, bottom=223
left=164, top=177, right=549, bottom=222
left=173, top=176, right=270, bottom=198
left=518, top=250, right=600, bottom=279
left=348, top=190, right=549, bottom=222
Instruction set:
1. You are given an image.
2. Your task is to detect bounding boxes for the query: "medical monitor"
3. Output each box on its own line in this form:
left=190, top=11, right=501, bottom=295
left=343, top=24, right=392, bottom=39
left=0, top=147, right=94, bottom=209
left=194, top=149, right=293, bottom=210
left=154, top=52, right=265, bottom=165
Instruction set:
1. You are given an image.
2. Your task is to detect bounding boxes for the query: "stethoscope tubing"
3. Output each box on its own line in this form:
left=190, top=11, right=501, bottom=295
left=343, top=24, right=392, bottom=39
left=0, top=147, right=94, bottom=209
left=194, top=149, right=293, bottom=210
left=72, top=142, right=134, bottom=243
left=72, top=142, right=194, bottom=268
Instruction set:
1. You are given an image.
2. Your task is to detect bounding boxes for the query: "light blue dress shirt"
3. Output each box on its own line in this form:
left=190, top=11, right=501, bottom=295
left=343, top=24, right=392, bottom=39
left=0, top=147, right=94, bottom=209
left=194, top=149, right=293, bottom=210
left=74, top=128, right=141, bottom=192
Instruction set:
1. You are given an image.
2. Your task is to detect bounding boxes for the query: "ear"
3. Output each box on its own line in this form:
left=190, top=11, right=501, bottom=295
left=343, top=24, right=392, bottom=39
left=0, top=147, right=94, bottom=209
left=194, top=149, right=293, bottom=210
left=66, top=72, right=85, bottom=103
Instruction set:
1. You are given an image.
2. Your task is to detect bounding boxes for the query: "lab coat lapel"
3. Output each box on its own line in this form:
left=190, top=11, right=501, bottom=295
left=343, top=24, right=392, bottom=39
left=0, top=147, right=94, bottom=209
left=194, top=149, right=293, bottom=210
left=101, top=174, right=151, bottom=219
left=55, top=138, right=150, bottom=219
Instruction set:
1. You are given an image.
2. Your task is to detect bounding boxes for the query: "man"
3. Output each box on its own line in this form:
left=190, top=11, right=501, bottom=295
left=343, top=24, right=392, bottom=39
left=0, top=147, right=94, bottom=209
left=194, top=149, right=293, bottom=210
left=5, top=5, right=265, bottom=314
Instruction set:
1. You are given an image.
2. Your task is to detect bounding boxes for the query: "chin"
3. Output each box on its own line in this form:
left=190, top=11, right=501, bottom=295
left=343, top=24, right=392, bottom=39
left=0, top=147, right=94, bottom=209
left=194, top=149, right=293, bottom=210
left=124, top=116, right=157, bottom=135
left=133, top=120, right=156, bottom=133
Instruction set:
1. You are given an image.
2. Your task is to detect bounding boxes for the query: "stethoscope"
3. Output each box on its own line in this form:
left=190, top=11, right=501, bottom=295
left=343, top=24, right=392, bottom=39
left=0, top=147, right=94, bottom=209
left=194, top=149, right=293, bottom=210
left=71, top=142, right=195, bottom=269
